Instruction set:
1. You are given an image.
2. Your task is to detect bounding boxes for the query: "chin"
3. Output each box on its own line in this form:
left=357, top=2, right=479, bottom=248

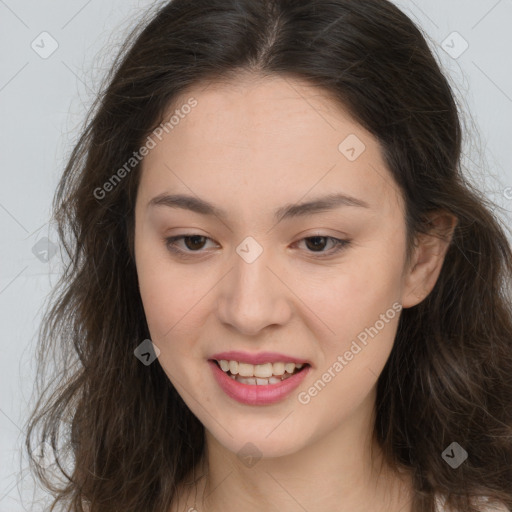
left=204, top=419, right=311, bottom=461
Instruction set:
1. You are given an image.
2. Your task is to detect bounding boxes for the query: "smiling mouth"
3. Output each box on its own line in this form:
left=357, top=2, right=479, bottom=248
left=210, top=359, right=310, bottom=385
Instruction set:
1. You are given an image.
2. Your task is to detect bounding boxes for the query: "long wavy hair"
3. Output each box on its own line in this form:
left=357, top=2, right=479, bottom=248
left=25, top=0, right=512, bottom=511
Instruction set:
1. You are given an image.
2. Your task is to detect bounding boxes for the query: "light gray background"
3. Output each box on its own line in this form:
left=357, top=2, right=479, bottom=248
left=1, top=1, right=511, bottom=510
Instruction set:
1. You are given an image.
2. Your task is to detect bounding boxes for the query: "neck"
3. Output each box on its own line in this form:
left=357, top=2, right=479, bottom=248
left=181, top=389, right=413, bottom=512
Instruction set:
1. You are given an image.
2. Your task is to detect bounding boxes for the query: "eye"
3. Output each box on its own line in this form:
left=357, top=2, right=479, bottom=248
left=163, top=234, right=351, bottom=258
left=296, top=236, right=351, bottom=256
left=164, top=234, right=215, bottom=256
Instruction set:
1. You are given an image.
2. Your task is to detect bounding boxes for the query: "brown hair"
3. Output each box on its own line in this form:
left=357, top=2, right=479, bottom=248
left=25, top=0, right=512, bottom=511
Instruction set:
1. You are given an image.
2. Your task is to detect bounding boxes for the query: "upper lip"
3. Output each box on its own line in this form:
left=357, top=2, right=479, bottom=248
left=209, top=351, right=311, bottom=366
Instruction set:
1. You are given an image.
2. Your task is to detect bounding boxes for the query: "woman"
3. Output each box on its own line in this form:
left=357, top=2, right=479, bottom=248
left=25, top=1, right=512, bottom=511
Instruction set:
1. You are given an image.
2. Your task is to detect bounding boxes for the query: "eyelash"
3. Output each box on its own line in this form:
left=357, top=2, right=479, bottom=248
left=163, top=234, right=351, bottom=259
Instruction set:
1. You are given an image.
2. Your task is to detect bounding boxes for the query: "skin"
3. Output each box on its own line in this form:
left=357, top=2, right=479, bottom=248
left=133, top=73, right=457, bottom=512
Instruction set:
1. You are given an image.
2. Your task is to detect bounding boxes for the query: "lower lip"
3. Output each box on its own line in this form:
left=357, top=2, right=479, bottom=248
left=208, top=360, right=311, bottom=405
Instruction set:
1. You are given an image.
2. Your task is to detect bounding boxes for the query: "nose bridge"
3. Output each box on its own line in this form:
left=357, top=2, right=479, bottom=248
left=216, top=238, right=291, bottom=335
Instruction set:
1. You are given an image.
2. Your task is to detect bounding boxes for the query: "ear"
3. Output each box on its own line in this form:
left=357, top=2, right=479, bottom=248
left=401, top=210, right=458, bottom=309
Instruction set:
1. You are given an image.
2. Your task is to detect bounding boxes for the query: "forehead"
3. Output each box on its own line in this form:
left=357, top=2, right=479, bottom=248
left=137, top=74, right=404, bottom=222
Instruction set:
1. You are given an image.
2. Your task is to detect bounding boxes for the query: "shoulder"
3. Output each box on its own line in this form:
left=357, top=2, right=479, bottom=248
left=435, top=495, right=509, bottom=512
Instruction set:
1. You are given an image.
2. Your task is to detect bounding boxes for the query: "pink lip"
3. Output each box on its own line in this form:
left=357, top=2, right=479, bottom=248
left=209, top=351, right=311, bottom=365
left=208, top=360, right=311, bottom=405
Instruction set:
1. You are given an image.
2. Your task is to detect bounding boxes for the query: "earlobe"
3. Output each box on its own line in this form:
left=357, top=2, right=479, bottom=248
left=401, top=210, right=458, bottom=309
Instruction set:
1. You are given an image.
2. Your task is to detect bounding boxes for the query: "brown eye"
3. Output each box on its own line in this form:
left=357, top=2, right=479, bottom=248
left=298, top=236, right=351, bottom=256
left=304, top=236, right=329, bottom=252
left=182, top=235, right=207, bottom=251
left=164, top=234, right=350, bottom=259
left=164, top=234, right=216, bottom=257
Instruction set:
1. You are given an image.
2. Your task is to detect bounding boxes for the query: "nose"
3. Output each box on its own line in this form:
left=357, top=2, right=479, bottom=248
left=216, top=247, right=293, bottom=336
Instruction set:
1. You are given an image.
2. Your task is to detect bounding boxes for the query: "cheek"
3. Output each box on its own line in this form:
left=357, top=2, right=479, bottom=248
left=135, top=240, right=216, bottom=383
left=135, top=240, right=194, bottom=342
left=138, top=275, right=206, bottom=349
left=299, top=273, right=401, bottom=424
left=303, top=250, right=404, bottom=389
left=136, top=260, right=202, bottom=386
left=304, top=254, right=403, bottom=335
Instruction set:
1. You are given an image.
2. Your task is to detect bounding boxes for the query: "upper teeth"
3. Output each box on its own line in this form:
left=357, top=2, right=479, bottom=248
left=217, top=360, right=304, bottom=378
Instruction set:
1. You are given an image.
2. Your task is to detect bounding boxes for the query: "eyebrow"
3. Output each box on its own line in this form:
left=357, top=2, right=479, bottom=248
left=147, top=192, right=370, bottom=223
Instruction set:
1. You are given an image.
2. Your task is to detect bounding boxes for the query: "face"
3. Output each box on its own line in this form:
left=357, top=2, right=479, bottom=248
left=133, top=74, right=418, bottom=459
